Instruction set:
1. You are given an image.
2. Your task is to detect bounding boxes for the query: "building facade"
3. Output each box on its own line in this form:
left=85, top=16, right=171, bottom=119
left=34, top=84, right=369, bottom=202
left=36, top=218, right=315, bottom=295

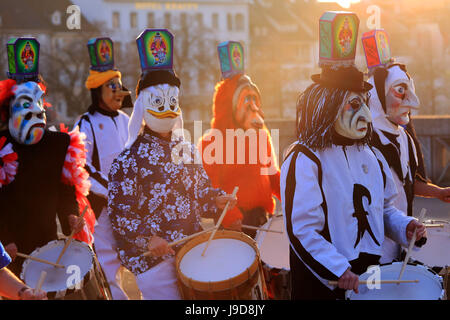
left=71, top=0, right=251, bottom=121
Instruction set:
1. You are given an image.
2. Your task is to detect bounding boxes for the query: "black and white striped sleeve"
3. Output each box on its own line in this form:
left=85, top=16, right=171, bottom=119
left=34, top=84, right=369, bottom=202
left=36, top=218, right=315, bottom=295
left=281, top=150, right=350, bottom=281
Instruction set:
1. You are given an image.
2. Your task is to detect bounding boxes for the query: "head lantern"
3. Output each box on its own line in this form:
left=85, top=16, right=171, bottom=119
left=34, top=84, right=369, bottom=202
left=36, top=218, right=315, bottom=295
left=362, top=29, right=419, bottom=126
left=126, top=29, right=182, bottom=148
left=217, top=41, right=264, bottom=130
left=85, top=37, right=131, bottom=114
left=296, top=12, right=373, bottom=150
left=1, top=37, right=47, bottom=145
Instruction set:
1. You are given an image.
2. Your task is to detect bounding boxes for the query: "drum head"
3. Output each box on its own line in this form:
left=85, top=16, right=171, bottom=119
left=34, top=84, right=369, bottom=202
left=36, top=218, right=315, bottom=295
left=346, top=262, right=444, bottom=300
left=21, top=240, right=94, bottom=293
left=179, top=238, right=256, bottom=282
left=176, top=230, right=261, bottom=292
left=411, top=222, right=450, bottom=267
left=255, top=215, right=289, bottom=270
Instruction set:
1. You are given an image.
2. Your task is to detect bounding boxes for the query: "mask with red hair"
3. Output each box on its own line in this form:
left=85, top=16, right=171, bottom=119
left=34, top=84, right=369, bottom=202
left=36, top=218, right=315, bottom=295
left=0, top=79, right=50, bottom=145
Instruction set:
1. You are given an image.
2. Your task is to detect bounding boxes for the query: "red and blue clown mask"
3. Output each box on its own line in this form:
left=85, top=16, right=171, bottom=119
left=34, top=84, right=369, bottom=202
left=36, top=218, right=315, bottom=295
left=9, top=81, right=46, bottom=145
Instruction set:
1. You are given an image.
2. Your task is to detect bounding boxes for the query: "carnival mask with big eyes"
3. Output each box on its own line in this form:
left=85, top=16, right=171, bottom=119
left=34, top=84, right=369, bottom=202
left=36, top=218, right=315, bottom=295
left=234, top=87, right=265, bottom=130
left=9, top=82, right=46, bottom=145
left=140, top=84, right=181, bottom=134
left=385, top=73, right=419, bottom=126
left=334, top=92, right=372, bottom=140
left=100, top=77, right=131, bottom=112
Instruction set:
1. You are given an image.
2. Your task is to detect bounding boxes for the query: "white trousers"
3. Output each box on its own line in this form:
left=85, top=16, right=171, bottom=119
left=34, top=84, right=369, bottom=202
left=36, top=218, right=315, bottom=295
left=135, top=257, right=181, bottom=300
left=94, top=211, right=130, bottom=300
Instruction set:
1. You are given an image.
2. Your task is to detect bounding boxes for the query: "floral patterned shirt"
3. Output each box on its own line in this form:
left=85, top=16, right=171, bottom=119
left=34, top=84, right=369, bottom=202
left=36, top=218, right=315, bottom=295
left=108, top=128, right=225, bottom=275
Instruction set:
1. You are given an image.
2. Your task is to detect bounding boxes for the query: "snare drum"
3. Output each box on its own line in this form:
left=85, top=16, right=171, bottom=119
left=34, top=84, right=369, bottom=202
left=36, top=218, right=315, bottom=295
left=176, top=230, right=268, bottom=300
left=410, top=220, right=450, bottom=299
left=20, top=240, right=110, bottom=300
left=255, top=214, right=291, bottom=300
left=410, top=220, right=450, bottom=267
left=346, top=262, right=445, bottom=300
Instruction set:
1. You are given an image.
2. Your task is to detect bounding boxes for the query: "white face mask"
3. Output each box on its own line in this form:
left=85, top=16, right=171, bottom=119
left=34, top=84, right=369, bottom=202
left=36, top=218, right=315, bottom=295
left=139, top=84, right=181, bottom=134
left=334, top=92, right=372, bottom=140
left=9, top=82, right=46, bottom=145
left=385, top=69, right=419, bottom=126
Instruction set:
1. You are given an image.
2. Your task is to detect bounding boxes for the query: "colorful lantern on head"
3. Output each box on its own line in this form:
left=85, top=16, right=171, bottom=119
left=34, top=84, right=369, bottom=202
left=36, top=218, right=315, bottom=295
left=87, top=37, right=115, bottom=72
left=319, top=11, right=359, bottom=68
left=6, top=37, right=40, bottom=83
left=361, top=29, right=392, bottom=69
left=136, top=29, right=174, bottom=75
left=217, top=41, right=245, bottom=79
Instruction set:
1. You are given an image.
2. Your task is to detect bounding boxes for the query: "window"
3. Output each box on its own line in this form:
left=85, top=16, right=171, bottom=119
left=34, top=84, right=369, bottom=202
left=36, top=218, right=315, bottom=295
left=115, top=41, right=122, bottom=61
left=195, top=13, right=203, bottom=28
left=164, top=12, right=171, bottom=28
left=212, top=13, right=219, bottom=30
left=227, top=13, right=233, bottom=31
left=235, top=13, right=244, bottom=31
left=147, top=12, right=154, bottom=28
left=180, top=12, right=187, bottom=28
left=112, top=11, right=120, bottom=28
left=130, top=12, right=137, bottom=28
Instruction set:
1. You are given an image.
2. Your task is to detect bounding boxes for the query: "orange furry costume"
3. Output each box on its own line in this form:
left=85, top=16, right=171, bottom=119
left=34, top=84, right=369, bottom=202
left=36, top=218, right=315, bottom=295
left=198, top=74, right=281, bottom=229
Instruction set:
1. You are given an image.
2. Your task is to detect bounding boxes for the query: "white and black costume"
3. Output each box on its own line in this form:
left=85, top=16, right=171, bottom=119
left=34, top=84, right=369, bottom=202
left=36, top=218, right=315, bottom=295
left=283, top=64, right=415, bottom=300
left=368, top=65, right=427, bottom=263
left=282, top=141, right=414, bottom=299
left=75, top=106, right=130, bottom=300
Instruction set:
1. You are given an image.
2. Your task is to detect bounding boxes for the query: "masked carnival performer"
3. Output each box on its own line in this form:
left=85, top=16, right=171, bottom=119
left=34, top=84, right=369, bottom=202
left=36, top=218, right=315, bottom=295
left=0, top=37, right=90, bottom=276
left=107, top=29, right=237, bottom=300
left=74, top=38, right=133, bottom=300
left=198, top=41, right=280, bottom=237
left=361, top=30, right=450, bottom=264
left=281, top=13, right=426, bottom=300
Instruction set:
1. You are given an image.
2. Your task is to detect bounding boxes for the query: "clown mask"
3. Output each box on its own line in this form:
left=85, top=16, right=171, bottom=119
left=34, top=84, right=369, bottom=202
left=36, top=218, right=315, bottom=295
left=140, top=84, right=181, bottom=134
left=100, top=76, right=131, bottom=112
left=334, top=92, right=372, bottom=140
left=9, top=81, right=46, bottom=145
left=233, top=85, right=264, bottom=130
left=385, top=66, right=419, bottom=126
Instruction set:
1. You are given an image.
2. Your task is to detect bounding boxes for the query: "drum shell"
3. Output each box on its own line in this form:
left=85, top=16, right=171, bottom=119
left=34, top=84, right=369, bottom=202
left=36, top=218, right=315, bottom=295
left=255, top=215, right=291, bottom=300
left=175, top=230, right=267, bottom=300
left=20, top=239, right=110, bottom=300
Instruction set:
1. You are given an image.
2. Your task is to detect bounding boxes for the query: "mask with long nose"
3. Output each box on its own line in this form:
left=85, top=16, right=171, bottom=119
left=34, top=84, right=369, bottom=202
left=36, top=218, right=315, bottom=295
left=385, top=66, right=419, bottom=126
left=9, top=81, right=46, bottom=145
left=141, top=84, right=181, bottom=134
left=334, top=92, right=372, bottom=140
left=233, top=85, right=265, bottom=130
left=100, top=76, right=131, bottom=112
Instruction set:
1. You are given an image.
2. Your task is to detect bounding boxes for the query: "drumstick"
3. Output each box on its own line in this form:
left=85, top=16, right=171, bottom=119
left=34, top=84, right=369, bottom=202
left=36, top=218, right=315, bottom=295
left=35, top=271, right=47, bottom=291
left=328, top=279, right=419, bottom=286
left=201, top=186, right=239, bottom=257
left=56, top=205, right=88, bottom=265
left=17, top=252, right=65, bottom=269
left=241, top=224, right=283, bottom=234
left=142, top=227, right=215, bottom=257
left=424, top=224, right=444, bottom=228
left=398, top=208, right=427, bottom=281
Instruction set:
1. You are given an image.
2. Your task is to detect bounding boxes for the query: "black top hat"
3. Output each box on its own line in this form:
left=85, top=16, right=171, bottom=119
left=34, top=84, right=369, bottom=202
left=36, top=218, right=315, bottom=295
left=311, top=65, right=372, bottom=92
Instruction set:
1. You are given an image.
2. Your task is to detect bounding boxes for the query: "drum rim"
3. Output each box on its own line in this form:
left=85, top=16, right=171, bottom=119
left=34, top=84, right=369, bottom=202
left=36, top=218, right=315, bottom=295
left=345, top=261, right=445, bottom=300
left=175, top=230, right=261, bottom=293
left=20, top=239, right=95, bottom=297
left=255, top=215, right=290, bottom=272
